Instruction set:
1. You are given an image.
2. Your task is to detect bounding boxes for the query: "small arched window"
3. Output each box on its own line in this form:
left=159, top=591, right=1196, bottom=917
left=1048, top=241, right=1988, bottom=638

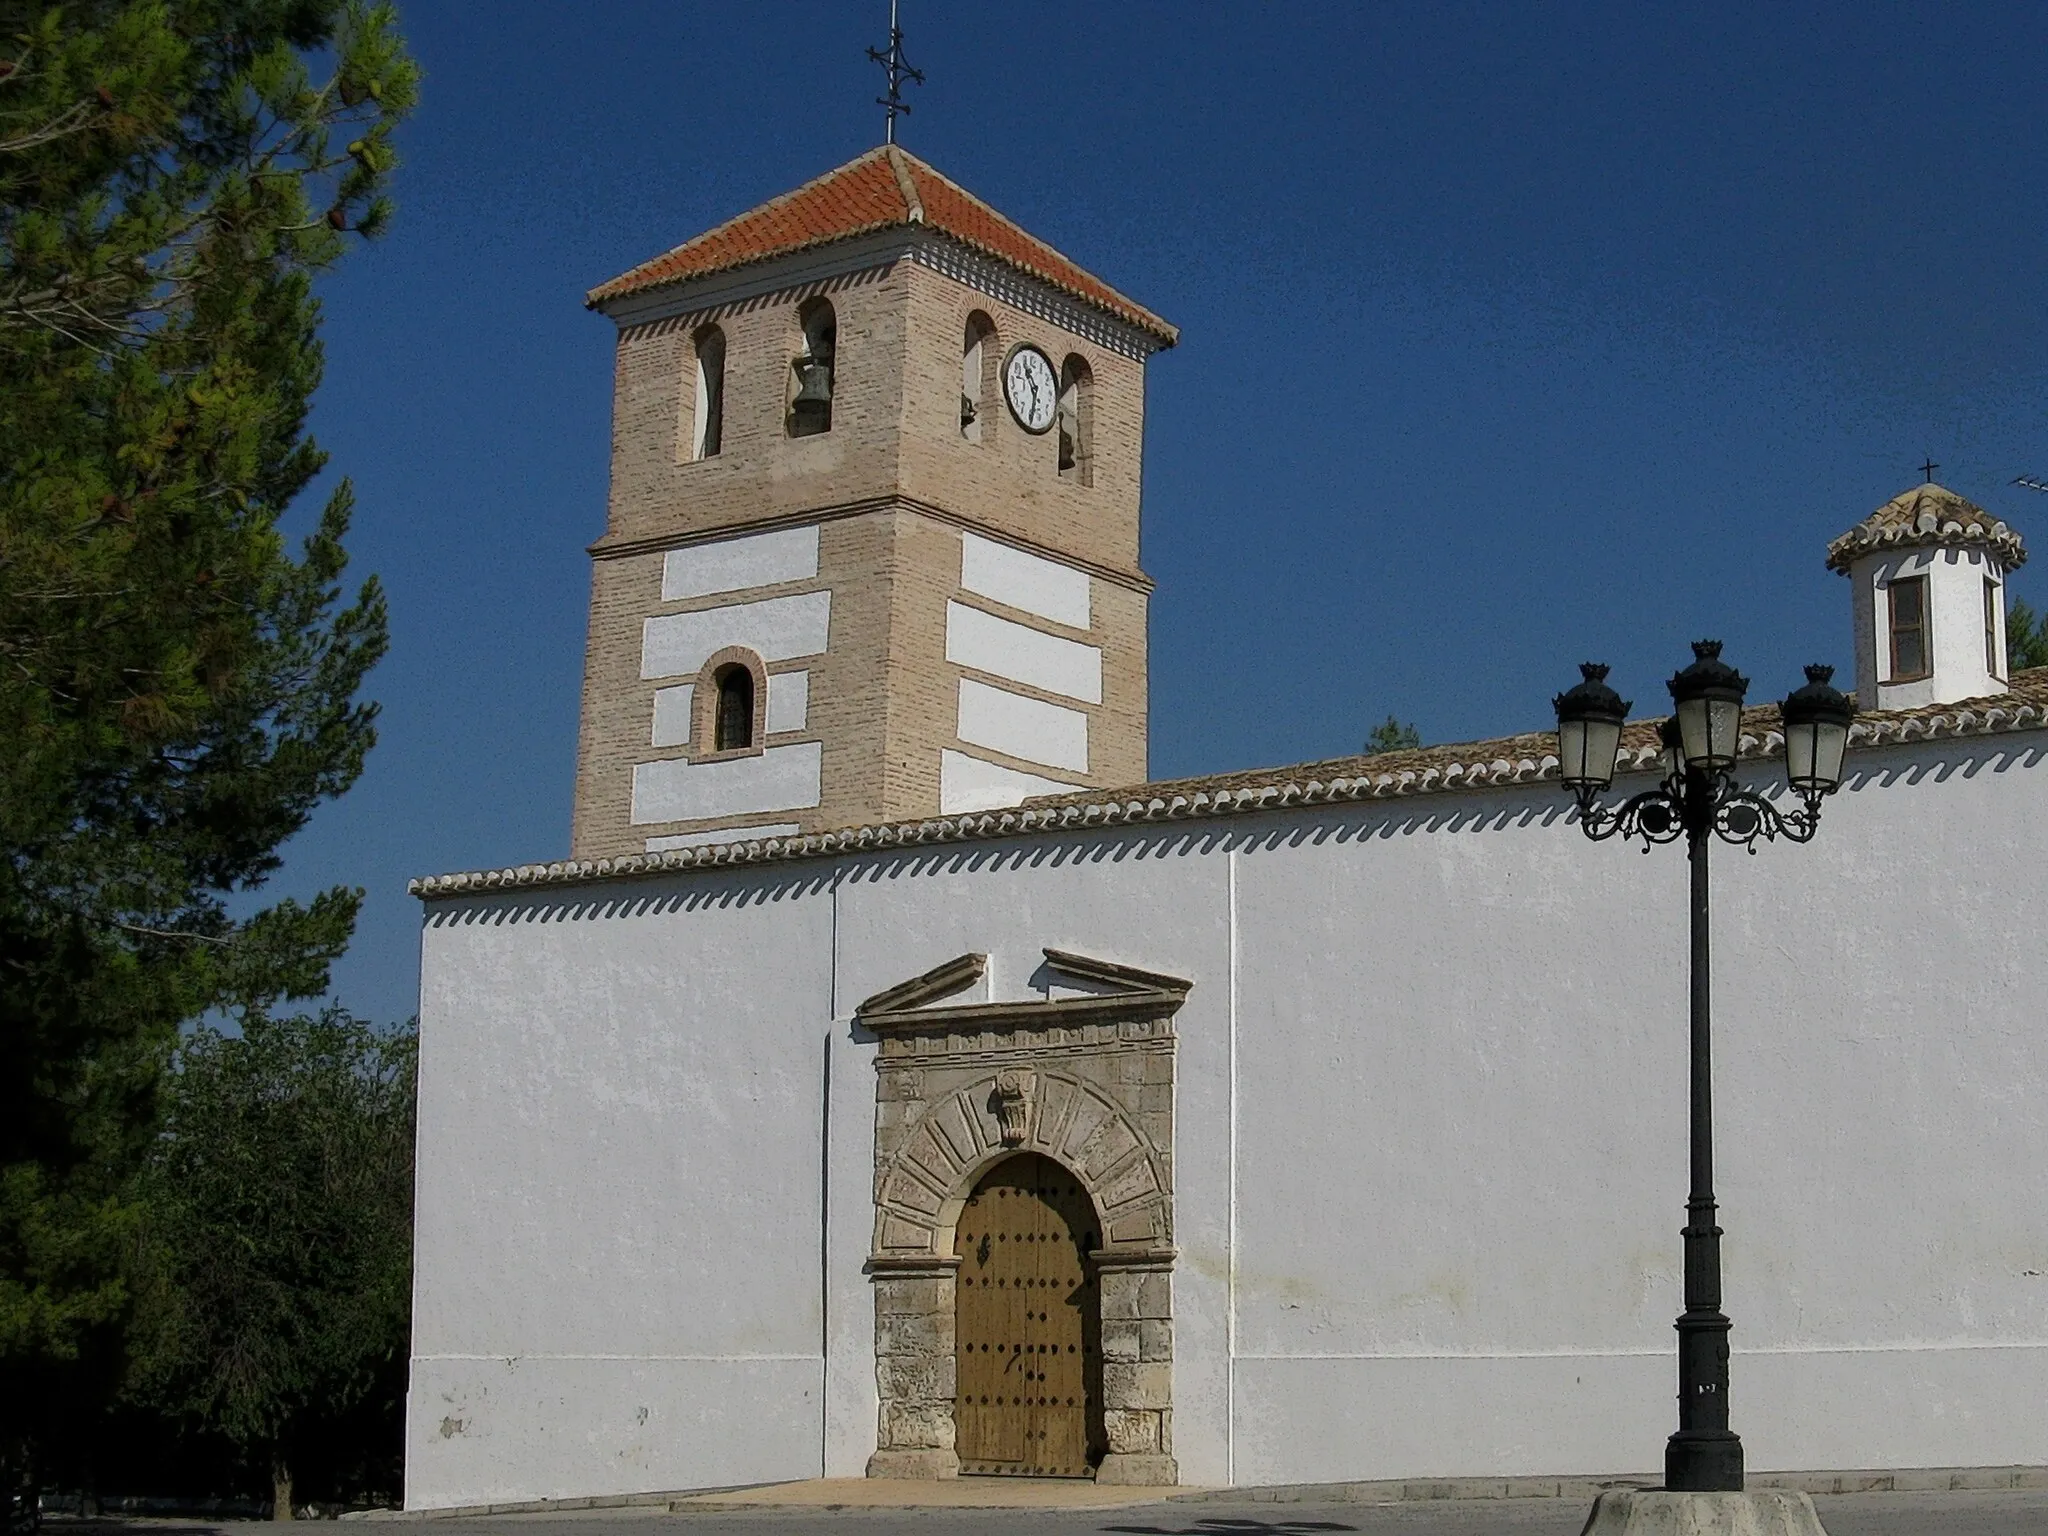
left=789, top=297, right=836, bottom=437
left=713, top=664, right=755, bottom=751
left=690, top=324, right=725, bottom=460
left=961, top=312, right=995, bottom=442
left=1057, top=355, right=1093, bottom=485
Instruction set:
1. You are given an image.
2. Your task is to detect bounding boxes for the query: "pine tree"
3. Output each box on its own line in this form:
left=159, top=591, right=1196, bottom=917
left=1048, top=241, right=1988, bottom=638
left=1363, top=714, right=1422, bottom=754
left=0, top=0, right=418, bottom=1490
left=2007, top=598, right=2048, bottom=671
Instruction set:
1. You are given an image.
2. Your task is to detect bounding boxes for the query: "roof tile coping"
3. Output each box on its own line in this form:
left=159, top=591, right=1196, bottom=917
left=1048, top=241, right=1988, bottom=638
left=1826, top=482, right=2027, bottom=573
left=410, top=671, right=2048, bottom=899
left=586, top=145, right=1177, bottom=346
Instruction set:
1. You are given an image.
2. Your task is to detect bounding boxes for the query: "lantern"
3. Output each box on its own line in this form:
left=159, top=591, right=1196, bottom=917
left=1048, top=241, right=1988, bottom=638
left=1781, top=664, right=1853, bottom=794
left=1553, top=663, right=1631, bottom=792
left=1667, top=640, right=1748, bottom=772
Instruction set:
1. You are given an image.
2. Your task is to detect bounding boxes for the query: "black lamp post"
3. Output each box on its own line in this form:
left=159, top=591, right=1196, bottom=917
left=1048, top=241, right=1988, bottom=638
left=1552, top=642, right=1854, bottom=1494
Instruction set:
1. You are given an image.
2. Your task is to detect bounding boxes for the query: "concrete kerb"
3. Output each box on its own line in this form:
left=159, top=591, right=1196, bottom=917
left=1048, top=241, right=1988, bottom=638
left=341, top=1488, right=755, bottom=1521
left=1170, top=1467, right=2048, bottom=1505
left=345, top=1467, right=2048, bottom=1519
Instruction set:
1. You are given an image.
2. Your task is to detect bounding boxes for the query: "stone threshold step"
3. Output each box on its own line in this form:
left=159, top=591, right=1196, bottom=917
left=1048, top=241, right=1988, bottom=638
left=673, top=1477, right=1188, bottom=1511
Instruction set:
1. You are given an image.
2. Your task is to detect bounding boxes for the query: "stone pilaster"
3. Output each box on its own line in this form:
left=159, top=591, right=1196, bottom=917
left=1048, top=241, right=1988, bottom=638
left=865, top=1257, right=961, bottom=1479
left=1093, top=1249, right=1178, bottom=1485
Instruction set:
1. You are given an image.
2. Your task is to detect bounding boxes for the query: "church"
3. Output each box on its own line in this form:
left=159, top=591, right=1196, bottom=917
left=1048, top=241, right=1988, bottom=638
left=403, top=144, right=2048, bottom=1509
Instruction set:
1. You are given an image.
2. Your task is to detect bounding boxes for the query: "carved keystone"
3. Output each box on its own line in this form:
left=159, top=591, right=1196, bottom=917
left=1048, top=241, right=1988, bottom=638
left=991, top=1067, right=1037, bottom=1146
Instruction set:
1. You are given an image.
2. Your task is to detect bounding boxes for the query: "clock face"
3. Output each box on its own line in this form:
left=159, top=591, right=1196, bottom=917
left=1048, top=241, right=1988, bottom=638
left=1003, top=345, right=1059, bottom=434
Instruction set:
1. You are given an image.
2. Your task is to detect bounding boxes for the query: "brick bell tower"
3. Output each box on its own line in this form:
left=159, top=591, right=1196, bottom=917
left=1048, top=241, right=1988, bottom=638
left=570, top=146, right=1177, bottom=860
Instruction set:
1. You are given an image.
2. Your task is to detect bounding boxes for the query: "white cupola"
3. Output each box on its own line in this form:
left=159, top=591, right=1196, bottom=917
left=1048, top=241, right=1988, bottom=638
left=1827, top=482, right=2028, bottom=711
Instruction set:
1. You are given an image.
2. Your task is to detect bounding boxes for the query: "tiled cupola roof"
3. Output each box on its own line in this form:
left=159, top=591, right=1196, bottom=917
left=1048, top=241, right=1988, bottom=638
left=586, top=144, right=1177, bottom=345
left=1826, top=482, right=2027, bottom=573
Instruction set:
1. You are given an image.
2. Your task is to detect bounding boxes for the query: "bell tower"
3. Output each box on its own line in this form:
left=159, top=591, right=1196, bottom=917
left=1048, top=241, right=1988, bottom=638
left=569, top=147, right=1177, bottom=860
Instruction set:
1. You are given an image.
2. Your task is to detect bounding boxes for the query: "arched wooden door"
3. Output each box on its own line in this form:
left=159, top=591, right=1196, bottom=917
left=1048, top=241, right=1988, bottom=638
left=953, top=1153, right=1103, bottom=1477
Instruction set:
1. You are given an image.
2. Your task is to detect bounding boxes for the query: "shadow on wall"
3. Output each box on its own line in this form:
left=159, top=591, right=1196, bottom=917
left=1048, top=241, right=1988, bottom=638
left=417, top=737, right=2048, bottom=931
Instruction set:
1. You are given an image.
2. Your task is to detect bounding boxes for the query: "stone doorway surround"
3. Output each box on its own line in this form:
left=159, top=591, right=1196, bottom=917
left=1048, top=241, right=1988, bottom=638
left=859, top=948, right=1186, bottom=1486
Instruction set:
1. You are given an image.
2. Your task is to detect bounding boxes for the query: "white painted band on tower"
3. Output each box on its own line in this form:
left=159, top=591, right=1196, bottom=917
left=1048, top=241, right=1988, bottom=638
left=960, top=532, right=1091, bottom=630
left=938, top=748, right=1082, bottom=814
left=945, top=601, right=1102, bottom=704
left=957, top=678, right=1088, bottom=773
left=662, top=526, right=820, bottom=602
left=641, top=592, right=832, bottom=681
left=631, top=741, right=823, bottom=824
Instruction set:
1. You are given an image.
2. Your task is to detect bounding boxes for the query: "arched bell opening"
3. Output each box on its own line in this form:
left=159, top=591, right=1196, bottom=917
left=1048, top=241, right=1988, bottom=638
left=789, top=296, right=836, bottom=437
left=961, top=310, right=996, bottom=442
left=950, top=1151, right=1105, bottom=1478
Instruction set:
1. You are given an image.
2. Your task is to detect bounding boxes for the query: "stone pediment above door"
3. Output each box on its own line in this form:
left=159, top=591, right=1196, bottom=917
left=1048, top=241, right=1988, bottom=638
left=859, top=948, right=1188, bottom=1261
left=856, top=947, right=1191, bottom=1037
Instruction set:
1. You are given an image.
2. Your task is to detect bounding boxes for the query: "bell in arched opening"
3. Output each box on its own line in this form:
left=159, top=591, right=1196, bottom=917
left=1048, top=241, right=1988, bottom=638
left=789, top=299, right=837, bottom=438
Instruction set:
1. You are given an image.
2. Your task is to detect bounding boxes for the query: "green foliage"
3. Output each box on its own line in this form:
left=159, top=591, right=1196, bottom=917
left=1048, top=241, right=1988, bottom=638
left=127, top=1010, right=415, bottom=1513
left=0, top=0, right=419, bottom=1464
left=2007, top=598, right=2048, bottom=672
left=1363, top=714, right=1423, bottom=754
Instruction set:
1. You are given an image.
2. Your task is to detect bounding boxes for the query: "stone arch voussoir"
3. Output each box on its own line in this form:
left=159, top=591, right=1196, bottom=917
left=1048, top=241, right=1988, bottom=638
left=871, top=1070, right=1169, bottom=1262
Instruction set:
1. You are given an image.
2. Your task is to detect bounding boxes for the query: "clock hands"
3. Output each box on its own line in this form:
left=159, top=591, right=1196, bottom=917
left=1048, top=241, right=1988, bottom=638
left=1006, top=348, right=1056, bottom=429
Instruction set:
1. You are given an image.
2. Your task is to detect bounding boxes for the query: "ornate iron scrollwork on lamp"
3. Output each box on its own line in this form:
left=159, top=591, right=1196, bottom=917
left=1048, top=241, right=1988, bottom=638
left=1555, top=642, right=1854, bottom=852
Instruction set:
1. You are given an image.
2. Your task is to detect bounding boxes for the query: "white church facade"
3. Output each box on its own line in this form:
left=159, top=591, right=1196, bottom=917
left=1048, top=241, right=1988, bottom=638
left=404, top=148, right=2048, bottom=1509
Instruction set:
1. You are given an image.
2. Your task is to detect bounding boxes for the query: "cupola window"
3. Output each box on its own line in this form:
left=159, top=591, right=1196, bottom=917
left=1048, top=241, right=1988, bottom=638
left=1057, top=355, right=1092, bottom=485
left=962, top=312, right=994, bottom=442
left=714, top=664, right=755, bottom=751
left=790, top=298, right=836, bottom=437
left=690, top=324, right=725, bottom=460
left=1985, top=577, right=2003, bottom=677
left=1888, top=575, right=1930, bottom=681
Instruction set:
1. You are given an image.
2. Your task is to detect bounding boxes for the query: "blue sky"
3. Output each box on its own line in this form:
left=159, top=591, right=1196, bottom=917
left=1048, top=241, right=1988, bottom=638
left=284, top=2, right=2048, bottom=1023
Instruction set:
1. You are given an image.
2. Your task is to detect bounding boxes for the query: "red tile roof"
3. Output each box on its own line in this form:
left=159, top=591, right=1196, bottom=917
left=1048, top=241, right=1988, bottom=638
left=586, top=146, right=1176, bottom=345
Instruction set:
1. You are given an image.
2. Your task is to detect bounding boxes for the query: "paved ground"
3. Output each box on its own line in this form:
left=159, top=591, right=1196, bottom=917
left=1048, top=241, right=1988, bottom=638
left=51, top=1489, right=2048, bottom=1536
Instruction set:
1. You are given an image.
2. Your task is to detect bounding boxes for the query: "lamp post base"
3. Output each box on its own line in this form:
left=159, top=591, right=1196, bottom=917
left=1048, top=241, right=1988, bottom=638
left=1583, top=1490, right=1829, bottom=1536
left=1667, top=1428, right=1744, bottom=1492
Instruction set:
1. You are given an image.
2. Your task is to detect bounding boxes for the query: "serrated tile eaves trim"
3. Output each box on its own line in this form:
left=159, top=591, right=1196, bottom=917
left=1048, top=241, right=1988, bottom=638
left=410, top=676, right=2048, bottom=900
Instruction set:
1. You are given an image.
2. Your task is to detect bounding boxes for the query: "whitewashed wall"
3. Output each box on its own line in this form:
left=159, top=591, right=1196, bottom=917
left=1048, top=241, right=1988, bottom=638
left=408, top=731, right=2048, bottom=1507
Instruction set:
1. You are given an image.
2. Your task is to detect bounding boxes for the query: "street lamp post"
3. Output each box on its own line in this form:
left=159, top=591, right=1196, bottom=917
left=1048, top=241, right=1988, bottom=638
left=1552, top=642, right=1854, bottom=1494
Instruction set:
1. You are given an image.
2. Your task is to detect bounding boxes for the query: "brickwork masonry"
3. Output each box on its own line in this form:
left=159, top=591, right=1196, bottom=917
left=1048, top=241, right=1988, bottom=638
left=572, top=239, right=1160, bottom=859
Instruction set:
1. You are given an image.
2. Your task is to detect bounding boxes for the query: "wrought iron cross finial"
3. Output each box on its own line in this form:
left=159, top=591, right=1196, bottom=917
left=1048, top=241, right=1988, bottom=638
left=867, top=0, right=924, bottom=145
left=1920, top=456, right=1940, bottom=483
